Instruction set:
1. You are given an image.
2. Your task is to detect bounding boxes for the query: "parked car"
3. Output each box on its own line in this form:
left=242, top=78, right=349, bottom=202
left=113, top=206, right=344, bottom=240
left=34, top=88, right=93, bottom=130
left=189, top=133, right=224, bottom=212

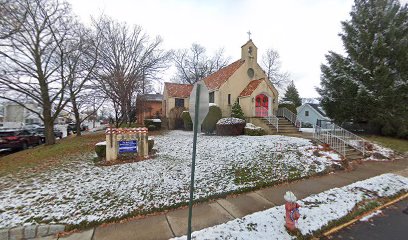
left=67, top=123, right=88, bottom=134
left=30, top=127, right=63, bottom=143
left=0, top=129, right=42, bottom=151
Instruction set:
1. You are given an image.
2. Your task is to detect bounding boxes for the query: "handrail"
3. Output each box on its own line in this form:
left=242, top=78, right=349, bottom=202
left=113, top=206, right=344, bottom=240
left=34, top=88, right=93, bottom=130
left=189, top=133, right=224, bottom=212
left=264, top=115, right=279, bottom=132
left=314, top=125, right=346, bottom=156
left=315, top=120, right=366, bottom=155
left=276, top=107, right=301, bottom=128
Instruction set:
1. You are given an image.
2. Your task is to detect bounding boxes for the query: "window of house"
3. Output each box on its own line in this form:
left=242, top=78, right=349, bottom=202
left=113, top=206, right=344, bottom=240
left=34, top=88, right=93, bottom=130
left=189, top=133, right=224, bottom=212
left=209, top=92, right=214, bottom=103
left=305, top=111, right=309, bottom=117
left=228, top=94, right=231, bottom=105
left=175, top=98, right=185, bottom=108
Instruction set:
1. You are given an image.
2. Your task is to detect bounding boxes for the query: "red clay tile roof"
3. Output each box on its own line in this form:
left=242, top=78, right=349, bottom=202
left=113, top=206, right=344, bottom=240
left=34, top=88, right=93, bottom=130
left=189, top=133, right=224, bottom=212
left=239, top=79, right=264, bottom=97
left=203, top=59, right=245, bottom=90
left=164, top=82, right=193, bottom=98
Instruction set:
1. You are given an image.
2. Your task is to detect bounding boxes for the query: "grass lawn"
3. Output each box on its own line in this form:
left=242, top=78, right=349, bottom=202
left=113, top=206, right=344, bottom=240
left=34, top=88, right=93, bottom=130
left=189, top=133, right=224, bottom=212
left=0, top=133, right=105, bottom=176
left=0, top=131, right=343, bottom=229
left=363, top=135, right=408, bottom=154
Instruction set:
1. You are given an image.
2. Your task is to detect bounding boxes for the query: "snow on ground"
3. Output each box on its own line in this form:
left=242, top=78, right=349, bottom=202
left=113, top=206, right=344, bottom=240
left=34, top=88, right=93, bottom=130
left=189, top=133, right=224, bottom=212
left=0, top=131, right=340, bottom=228
left=359, top=210, right=382, bottom=222
left=172, top=174, right=408, bottom=240
left=366, top=143, right=395, bottom=161
left=299, top=128, right=315, bottom=133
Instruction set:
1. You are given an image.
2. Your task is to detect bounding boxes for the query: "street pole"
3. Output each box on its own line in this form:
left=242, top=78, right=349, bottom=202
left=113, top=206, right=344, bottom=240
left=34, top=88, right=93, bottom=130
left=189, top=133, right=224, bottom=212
left=187, top=84, right=201, bottom=240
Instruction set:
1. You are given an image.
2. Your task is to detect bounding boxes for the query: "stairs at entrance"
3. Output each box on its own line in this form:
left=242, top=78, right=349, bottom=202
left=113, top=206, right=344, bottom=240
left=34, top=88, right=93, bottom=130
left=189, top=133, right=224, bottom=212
left=260, top=117, right=300, bottom=136
left=345, top=146, right=363, bottom=160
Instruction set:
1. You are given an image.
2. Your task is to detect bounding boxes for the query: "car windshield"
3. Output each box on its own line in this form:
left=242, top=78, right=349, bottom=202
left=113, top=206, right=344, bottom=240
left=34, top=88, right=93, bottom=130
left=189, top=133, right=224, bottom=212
left=0, top=131, right=16, bottom=137
left=37, top=129, right=45, bottom=134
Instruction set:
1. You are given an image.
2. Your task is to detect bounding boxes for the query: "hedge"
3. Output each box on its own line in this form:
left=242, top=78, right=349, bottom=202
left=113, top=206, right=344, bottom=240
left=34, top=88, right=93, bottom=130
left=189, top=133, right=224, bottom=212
left=202, top=105, right=222, bottom=134
left=181, top=111, right=193, bottom=131
left=216, top=118, right=246, bottom=136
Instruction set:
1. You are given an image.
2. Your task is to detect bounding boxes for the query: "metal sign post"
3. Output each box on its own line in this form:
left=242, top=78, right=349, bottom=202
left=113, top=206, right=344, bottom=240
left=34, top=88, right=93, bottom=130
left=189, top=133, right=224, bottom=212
left=187, top=83, right=209, bottom=240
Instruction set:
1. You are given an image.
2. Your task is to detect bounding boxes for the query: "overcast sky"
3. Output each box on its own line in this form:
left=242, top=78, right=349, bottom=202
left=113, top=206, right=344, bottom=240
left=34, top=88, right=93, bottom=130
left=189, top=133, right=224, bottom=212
left=67, top=0, right=407, bottom=98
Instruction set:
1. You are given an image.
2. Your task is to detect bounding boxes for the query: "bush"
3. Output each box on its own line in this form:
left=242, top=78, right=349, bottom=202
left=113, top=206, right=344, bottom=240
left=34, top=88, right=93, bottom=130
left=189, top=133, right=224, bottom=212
left=244, top=123, right=265, bottom=136
left=147, top=125, right=157, bottom=131
left=144, top=119, right=161, bottom=130
left=216, top=117, right=246, bottom=136
left=181, top=111, right=193, bottom=131
left=148, top=138, right=154, bottom=153
left=202, top=105, right=222, bottom=134
left=169, top=107, right=186, bottom=129
left=231, top=101, right=245, bottom=119
left=95, top=141, right=106, bottom=160
left=278, top=103, right=297, bottom=114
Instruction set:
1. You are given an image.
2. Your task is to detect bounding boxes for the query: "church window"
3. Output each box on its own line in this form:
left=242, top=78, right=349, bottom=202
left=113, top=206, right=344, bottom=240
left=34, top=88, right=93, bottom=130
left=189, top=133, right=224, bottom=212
left=228, top=94, right=231, bottom=105
left=175, top=98, right=184, bottom=108
left=209, top=92, right=214, bottom=103
left=247, top=68, right=254, bottom=78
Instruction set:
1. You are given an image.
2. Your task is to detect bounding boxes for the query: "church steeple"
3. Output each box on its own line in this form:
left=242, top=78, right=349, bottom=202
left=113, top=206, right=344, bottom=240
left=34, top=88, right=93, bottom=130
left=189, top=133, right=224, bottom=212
left=241, top=39, right=258, bottom=62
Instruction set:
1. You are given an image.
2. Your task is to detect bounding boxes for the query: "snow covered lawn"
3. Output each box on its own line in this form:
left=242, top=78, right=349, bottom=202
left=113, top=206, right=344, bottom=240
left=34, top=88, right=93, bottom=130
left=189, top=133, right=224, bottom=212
left=172, top=173, right=408, bottom=240
left=0, top=131, right=340, bottom=228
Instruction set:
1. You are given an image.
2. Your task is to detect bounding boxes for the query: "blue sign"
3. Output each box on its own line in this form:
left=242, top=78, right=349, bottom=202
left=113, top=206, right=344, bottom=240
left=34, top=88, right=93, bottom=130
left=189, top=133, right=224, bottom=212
left=118, top=140, right=138, bottom=154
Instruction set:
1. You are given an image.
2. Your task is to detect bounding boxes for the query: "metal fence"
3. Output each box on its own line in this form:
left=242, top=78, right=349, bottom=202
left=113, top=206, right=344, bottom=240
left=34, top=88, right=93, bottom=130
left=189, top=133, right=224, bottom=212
left=276, top=107, right=301, bottom=128
left=314, top=125, right=346, bottom=156
left=264, top=115, right=279, bottom=132
left=315, top=120, right=366, bottom=155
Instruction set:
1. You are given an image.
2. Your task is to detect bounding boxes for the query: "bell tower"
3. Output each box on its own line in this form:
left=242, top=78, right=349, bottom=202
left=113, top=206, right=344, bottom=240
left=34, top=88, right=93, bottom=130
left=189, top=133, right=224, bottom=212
left=241, top=39, right=258, bottom=63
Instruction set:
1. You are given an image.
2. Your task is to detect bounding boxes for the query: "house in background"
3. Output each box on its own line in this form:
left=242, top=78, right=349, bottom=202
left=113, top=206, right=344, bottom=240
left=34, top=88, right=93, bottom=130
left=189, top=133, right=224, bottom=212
left=2, top=102, right=42, bottom=127
left=136, top=93, right=163, bottom=124
left=296, top=103, right=330, bottom=127
left=162, top=83, right=193, bottom=118
left=162, top=39, right=278, bottom=129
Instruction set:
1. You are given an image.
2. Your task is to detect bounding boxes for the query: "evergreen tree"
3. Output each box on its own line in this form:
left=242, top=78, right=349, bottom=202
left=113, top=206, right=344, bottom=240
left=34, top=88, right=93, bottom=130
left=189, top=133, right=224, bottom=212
left=317, top=0, right=408, bottom=138
left=231, top=101, right=245, bottom=119
left=282, top=81, right=302, bottom=108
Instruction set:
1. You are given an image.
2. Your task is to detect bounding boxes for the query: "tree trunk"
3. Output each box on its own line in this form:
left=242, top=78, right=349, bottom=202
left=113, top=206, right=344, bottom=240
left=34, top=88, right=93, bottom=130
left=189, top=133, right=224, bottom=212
left=71, top=96, right=82, bottom=136
left=43, top=103, right=56, bottom=145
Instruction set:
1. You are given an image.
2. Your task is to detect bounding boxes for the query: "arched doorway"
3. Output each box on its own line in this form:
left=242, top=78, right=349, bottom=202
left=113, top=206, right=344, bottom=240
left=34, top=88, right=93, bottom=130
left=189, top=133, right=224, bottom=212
left=255, top=94, right=269, bottom=117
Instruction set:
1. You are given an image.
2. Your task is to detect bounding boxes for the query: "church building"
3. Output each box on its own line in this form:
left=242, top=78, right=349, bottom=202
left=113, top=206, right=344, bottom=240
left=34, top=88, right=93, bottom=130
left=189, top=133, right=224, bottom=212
left=163, top=39, right=279, bottom=127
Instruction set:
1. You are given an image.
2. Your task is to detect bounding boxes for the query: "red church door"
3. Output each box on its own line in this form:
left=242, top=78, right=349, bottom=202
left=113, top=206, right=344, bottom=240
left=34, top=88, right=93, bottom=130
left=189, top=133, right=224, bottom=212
left=255, top=94, right=269, bottom=117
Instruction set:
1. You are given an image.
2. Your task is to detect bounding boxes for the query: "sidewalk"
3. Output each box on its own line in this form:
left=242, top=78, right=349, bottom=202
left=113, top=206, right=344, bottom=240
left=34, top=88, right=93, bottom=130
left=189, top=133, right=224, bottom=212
left=43, top=158, right=408, bottom=240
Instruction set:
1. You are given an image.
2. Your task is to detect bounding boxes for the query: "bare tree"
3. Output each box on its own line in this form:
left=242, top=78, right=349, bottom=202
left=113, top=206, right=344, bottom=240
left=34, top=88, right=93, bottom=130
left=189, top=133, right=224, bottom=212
left=62, top=23, right=103, bottom=136
left=0, top=0, right=27, bottom=41
left=172, top=43, right=230, bottom=84
left=261, top=48, right=290, bottom=89
left=92, top=15, right=170, bottom=127
left=0, top=0, right=75, bottom=145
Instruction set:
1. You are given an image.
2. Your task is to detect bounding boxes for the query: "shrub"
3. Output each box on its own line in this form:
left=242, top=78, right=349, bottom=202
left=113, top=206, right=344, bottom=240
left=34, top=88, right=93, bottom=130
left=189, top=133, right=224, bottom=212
left=95, top=141, right=106, bottom=160
left=148, top=138, right=154, bottom=153
left=231, top=101, right=245, bottom=119
left=147, top=125, right=157, bottom=131
left=181, top=111, right=193, bottom=131
left=169, top=107, right=186, bottom=129
left=216, top=117, right=246, bottom=136
left=278, top=103, right=297, bottom=114
left=244, top=123, right=265, bottom=136
left=144, top=119, right=161, bottom=130
left=202, top=105, right=222, bottom=134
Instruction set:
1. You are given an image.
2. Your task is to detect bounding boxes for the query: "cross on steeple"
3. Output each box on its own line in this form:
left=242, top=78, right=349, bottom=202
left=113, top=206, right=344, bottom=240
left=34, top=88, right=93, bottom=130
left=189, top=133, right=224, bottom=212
left=247, top=30, right=251, bottom=40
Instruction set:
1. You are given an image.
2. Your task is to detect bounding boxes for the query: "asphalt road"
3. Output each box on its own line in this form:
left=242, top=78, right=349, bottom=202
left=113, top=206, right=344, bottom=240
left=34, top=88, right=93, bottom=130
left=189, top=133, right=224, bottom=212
left=327, top=198, right=408, bottom=240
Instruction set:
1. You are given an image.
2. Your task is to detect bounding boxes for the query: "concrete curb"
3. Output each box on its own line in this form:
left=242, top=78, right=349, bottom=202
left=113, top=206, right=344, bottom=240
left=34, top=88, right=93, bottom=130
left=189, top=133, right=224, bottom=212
left=0, top=224, right=65, bottom=240
left=322, top=192, right=408, bottom=237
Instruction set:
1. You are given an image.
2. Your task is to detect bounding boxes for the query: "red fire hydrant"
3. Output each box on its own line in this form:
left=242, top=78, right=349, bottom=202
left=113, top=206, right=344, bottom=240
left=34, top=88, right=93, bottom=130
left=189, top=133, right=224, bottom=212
left=284, top=191, right=301, bottom=231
